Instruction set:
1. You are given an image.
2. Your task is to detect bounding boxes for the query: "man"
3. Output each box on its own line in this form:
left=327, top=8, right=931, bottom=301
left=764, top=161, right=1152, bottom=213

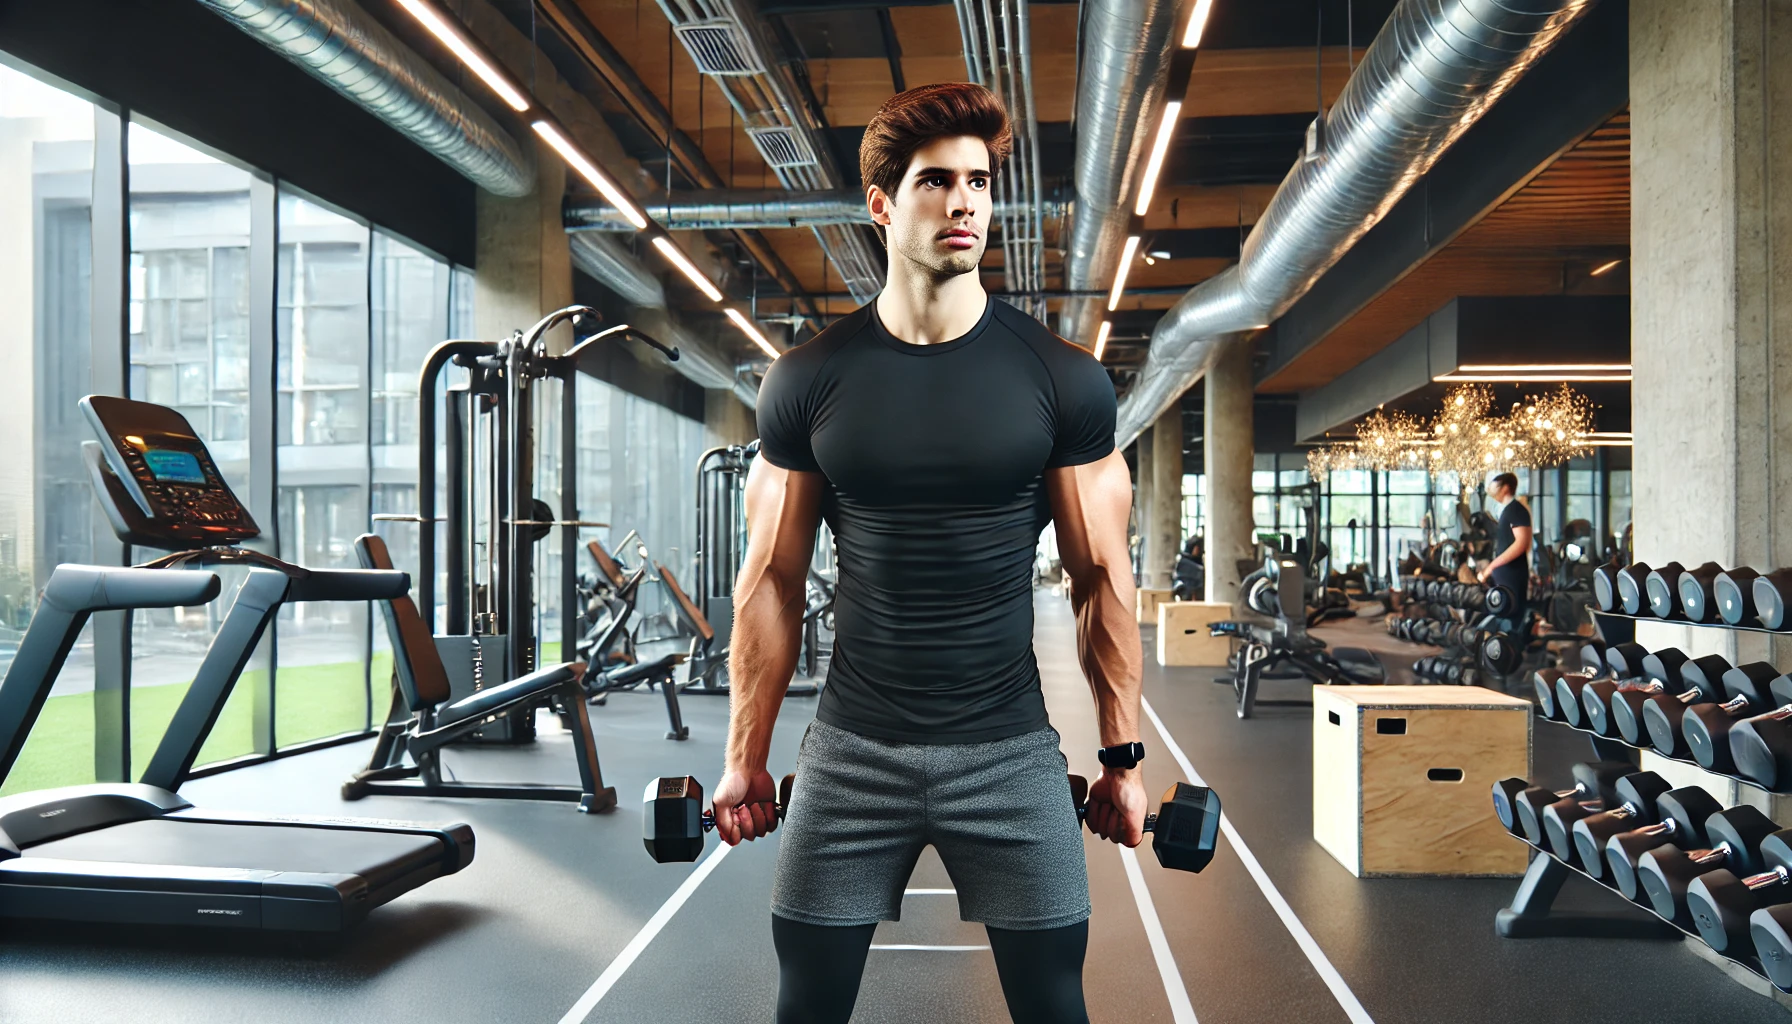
left=1476, top=472, right=1533, bottom=601
left=709, top=83, right=1144, bottom=1024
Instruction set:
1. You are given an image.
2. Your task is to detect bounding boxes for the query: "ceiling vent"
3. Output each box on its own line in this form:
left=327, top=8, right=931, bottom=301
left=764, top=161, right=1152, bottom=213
left=675, top=22, right=764, bottom=75
left=747, top=126, right=817, bottom=169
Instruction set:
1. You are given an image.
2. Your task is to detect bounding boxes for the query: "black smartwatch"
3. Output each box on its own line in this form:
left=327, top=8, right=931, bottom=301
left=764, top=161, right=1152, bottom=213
left=1097, top=742, right=1145, bottom=770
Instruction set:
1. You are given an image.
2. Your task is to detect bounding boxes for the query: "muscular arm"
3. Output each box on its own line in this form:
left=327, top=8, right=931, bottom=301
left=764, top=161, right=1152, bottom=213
left=714, top=457, right=824, bottom=843
left=1046, top=449, right=1146, bottom=844
left=1481, top=525, right=1533, bottom=580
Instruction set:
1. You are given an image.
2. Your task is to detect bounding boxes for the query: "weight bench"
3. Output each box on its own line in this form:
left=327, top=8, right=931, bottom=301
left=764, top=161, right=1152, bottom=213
left=343, top=533, right=617, bottom=813
left=579, top=562, right=690, bottom=740
left=656, top=563, right=816, bottom=697
left=1211, top=557, right=1384, bottom=719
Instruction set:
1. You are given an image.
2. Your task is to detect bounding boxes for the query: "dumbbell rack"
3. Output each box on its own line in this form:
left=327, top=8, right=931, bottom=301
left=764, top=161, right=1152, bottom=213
left=1497, top=828, right=1774, bottom=987
left=1536, top=714, right=1792, bottom=796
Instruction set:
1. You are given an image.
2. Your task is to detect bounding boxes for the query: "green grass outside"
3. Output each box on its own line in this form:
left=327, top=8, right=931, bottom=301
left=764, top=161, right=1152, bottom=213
left=0, top=651, right=390, bottom=798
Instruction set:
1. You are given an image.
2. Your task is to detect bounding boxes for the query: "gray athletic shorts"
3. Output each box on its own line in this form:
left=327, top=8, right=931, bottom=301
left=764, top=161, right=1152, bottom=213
left=770, top=718, right=1091, bottom=931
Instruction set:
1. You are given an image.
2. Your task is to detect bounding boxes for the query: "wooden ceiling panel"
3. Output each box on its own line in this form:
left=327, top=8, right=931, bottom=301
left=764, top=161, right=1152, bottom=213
left=1142, top=184, right=1278, bottom=230
left=1257, top=111, right=1631, bottom=394
left=1185, top=48, right=1361, bottom=119
left=807, top=58, right=899, bottom=127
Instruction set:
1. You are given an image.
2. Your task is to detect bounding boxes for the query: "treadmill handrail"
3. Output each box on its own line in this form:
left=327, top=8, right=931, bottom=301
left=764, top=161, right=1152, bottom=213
left=0, top=567, right=221, bottom=786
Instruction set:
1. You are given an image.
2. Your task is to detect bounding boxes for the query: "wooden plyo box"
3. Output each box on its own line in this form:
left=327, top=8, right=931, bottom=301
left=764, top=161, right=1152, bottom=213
left=1156, top=602, right=1232, bottom=666
left=1312, top=686, right=1532, bottom=878
left=1136, top=587, right=1174, bottom=624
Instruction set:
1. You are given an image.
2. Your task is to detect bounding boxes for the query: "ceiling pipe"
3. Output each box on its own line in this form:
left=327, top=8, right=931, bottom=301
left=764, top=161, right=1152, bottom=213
left=566, top=189, right=1067, bottom=232
left=569, top=232, right=667, bottom=308
left=1060, top=0, right=1183, bottom=350
left=1113, top=0, right=1603, bottom=449
left=193, top=0, right=534, bottom=197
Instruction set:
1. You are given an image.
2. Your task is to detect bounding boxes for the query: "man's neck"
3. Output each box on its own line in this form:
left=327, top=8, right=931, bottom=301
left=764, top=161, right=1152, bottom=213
left=874, top=257, right=987, bottom=346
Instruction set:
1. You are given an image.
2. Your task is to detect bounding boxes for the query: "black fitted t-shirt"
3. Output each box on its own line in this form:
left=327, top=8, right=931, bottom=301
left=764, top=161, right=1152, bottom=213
left=1491, top=499, right=1532, bottom=597
left=756, top=298, right=1116, bottom=744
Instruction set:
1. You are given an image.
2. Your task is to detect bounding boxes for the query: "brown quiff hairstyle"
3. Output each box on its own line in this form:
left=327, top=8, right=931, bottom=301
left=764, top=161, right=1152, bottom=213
left=859, top=83, right=1012, bottom=200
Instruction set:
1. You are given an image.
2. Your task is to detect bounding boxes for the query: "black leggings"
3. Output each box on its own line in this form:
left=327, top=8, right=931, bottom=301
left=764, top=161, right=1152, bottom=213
left=772, top=914, right=1089, bottom=1024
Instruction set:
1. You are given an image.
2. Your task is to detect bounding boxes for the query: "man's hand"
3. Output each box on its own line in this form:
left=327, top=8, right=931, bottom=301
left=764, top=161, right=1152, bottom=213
left=1476, top=566, right=1492, bottom=583
left=1084, top=768, right=1149, bottom=848
left=711, top=768, right=780, bottom=846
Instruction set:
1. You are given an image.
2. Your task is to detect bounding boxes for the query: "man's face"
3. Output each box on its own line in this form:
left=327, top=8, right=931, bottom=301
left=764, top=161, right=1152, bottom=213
left=869, top=135, right=993, bottom=280
left=1490, top=481, right=1513, bottom=503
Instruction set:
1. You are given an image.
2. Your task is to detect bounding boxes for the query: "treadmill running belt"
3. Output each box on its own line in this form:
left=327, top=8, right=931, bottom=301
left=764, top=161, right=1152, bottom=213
left=20, top=820, right=445, bottom=890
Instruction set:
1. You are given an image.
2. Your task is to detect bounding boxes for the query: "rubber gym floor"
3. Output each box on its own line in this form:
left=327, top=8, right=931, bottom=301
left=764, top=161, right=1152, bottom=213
left=1, top=593, right=1785, bottom=1024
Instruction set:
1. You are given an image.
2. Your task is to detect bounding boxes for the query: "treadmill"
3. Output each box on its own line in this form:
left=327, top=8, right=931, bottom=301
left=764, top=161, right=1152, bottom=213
left=0, top=396, right=474, bottom=933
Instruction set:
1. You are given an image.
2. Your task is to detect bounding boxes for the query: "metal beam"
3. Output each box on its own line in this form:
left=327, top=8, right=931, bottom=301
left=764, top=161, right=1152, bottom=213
left=534, top=0, right=822, bottom=325
left=1254, top=0, right=1628, bottom=387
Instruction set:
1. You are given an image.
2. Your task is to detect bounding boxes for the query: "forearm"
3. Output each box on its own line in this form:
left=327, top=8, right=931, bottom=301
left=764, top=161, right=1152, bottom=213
left=1070, top=557, right=1143, bottom=748
left=724, top=568, right=805, bottom=774
left=1488, top=540, right=1527, bottom=571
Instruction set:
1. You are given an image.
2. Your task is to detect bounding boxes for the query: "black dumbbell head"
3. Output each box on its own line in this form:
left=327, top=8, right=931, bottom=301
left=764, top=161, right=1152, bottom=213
left=1642, top=693, right=1697, bottom=757
left=1580, top=680, right=1628, bottom=736
left=643, top=776, right=709, bottom=863
left=1555, top=674, right=1599, bottom=728
left=1681, top=654, right=1735, bottom=702
left=1592, top=564, right=1621, bottom=612
left=1532, top=668, right=1576, bottom=719
left=1677, top=562, right=1726, bottom=624
left=1645, top=562, right=1687, bottom=618
left=1514, top=762, right=1634, bottom=843
left=1605, top=787, right=1724, bottom=901
left=1684, top=662, right=1779, bottom=771
left=1687, top=829, right=1792, bottom=954
left=1732, top=707, right=1792, bottom=788
left=1570, top=772, right=1672, bottom=877
left=1753, top=568, right=1792, bottom=630
left=1485, top=585, right=1516, bottom=616
left=1752, top=905, right=1792, bottom=990
left=1605, top=643, right=1650, bottom=680
left=1481, top=633, right=1523, bottom=676
left=1715, top=568, right=1762, bottom=626
left=1446, top=662, right=1464, bottom=684
left=1151, top=782, right=1221, bottom=873
left=1616, top=562, right=1653, bottom=615
left=1641, top=648, right=1690, bottom=690
left=1579, top=643, right=1609, bottom=677
left=1492, top=778, right=1530, bottom=835
left=1639, top=805, right=1780, bottom=920
left=1609, top=684, right=1667, bottom=745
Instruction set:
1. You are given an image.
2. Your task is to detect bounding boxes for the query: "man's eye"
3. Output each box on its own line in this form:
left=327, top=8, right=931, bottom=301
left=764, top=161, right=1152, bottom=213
left=971, top=178, right=989, bottom=190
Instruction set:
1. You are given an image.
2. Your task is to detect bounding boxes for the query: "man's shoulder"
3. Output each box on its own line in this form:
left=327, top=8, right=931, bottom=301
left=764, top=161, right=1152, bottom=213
left=761, top=305, right=873, bottom=393
left=988, top=301, right=1104, bottom=377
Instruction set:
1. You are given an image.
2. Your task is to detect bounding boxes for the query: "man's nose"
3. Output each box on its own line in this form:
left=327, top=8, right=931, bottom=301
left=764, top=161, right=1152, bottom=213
left=949, top=181, right=978, bottom=219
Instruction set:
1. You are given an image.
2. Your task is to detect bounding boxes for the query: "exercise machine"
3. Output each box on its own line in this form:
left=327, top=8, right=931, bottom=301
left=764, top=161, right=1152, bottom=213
left=0, top=395, right=473, bottom=934
left=1211, top=554, right=1385, bottom=719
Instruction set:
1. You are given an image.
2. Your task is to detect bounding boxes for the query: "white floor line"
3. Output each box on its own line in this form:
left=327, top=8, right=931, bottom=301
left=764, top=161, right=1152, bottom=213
left=869, top=944, right=990, bottom=951
left=902, top=888, right=957, bottom=895
left=1141, top=697, right=1377, bottom=1024
left=557, top=842, right=734, bottom=1024
left=1120, top=844, right=1199, bottom=1023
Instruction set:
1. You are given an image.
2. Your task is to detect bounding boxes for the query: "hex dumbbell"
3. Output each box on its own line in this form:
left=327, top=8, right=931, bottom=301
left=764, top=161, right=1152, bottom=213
left=1604, top=787, right=1727, bottom=901
left=1714, top=567, right=1763, bottom=626
left=1606, top=648, right=1693, bottom=745
left=1644, top=561, right=1688, bottom=618
left=1566, top=773, right=1675, bottom=879
left=1640, top=654, right=1734, bottom=758
left=1636, top=805, right=1779, bottom=921
left=643, top=773, right=795, bottom=862
left=1729, top=672, right=1792, bottom=788
left=1686, top=829, right=1792, bottom=954
left=1533, top=667, right=1594, bottom=721
left=1682, top=662, right=1778, bottom=772
left=1753, top=568, right=1792, bottom=630
left=1510, top=762, right=1638, bottom=847
left=1615, top=561, right=1653, bottom=615
left=1543, top=770, right=1669, bottom=867
left=1676, top=561, right=1729, bottom=624
left=1592, top=563, right=1623, bottom=612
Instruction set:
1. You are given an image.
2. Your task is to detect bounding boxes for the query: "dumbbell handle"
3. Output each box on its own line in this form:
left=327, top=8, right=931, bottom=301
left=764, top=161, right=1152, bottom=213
left=1074, top=805, right=1160, bottom=833
left=1743, top=865, right=1792, bottom=891
left=698, top=801, right=788, bottom=831
left=1632, top=818, right=1689, bottom=841
left=1685, top=843, right=1737, bottom=867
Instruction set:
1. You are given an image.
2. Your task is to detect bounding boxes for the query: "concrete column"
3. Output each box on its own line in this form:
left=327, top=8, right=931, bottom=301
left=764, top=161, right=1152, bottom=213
left=1134, top=427, right=1153, bottom=583
left=1205, top=339, right=1255, bottom=608
left=1631, top=0, right=1792, bottom=818
left=475, top=141, right=574, bottom=353
left=1146, top=403, right=1183, bottom=590
left=705, top=388, right=756, bottom=449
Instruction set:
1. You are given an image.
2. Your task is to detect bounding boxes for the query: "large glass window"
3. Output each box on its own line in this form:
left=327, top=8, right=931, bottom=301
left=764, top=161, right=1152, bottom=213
left=126, top=121, right=262, bottom=771
left=275, top=190, right=371, bottom=748
left=0, top=62, right=97, bottom=796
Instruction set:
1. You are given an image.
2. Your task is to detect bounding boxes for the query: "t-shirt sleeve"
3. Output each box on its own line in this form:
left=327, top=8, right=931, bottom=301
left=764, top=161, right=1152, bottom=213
left=1505, top=500, right=1534, bottom=530
left=754, top=352, right=821, bottom=472
left=1047, top=348, right=1117, bottom=468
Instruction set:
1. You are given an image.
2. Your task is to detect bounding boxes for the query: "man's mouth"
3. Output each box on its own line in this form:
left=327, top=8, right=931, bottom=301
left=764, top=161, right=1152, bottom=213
left=942, top=228, right=978, bottom=251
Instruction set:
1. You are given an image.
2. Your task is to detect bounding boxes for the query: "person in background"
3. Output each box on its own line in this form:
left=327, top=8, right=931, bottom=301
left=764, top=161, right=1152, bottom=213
left=1476, top=472, right=1533, bottom=602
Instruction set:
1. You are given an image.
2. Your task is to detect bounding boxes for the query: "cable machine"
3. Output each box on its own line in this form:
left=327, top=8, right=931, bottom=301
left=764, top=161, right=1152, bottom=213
left=381, top=305, right=679, bottom=740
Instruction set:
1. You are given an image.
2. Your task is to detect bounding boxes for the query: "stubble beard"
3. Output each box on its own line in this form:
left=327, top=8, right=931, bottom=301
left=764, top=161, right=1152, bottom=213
left=895, top=225, right=984, bottom=282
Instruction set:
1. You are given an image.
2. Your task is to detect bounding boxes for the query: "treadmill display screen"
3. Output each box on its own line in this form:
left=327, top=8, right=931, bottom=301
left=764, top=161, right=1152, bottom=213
left=143, top=449, right=207, bottom=485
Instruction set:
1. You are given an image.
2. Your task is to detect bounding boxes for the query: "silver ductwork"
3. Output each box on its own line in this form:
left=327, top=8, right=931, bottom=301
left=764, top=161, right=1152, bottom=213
left=565, top=240, right=761, bottom=407
left=566, top=189, right=1066, bottom=232
left=194, top=0, right=534, bottom=197
left=569, top=232, right=667, bottom=308
left=655, top=0, right=886, bottom=301
left=1113, top=0, right=1602, bottom=449
left=1060, top=0, right=1182, bottom=348
left=956, top=0, right=1047, bottom=320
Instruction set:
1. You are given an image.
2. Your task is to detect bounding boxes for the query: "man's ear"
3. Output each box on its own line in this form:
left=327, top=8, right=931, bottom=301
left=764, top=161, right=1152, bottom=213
left=867, top=185, right=894, bottom=227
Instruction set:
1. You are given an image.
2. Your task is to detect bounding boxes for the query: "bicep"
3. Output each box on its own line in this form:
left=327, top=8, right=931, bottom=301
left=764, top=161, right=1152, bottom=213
left=1046, top=451, right=1133, bottom=581
left=742, top=457, right=824, bottom=589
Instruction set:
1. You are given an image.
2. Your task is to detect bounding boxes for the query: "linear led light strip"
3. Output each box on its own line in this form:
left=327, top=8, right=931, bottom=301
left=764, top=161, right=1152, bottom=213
left=401, top=0, right=777, bottom=356
left=1094, top=321, right=1112, bottom=362
left=1182, top=0, right=1218, bottom=47
left=1108, top=235, right=1142, bottom=311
